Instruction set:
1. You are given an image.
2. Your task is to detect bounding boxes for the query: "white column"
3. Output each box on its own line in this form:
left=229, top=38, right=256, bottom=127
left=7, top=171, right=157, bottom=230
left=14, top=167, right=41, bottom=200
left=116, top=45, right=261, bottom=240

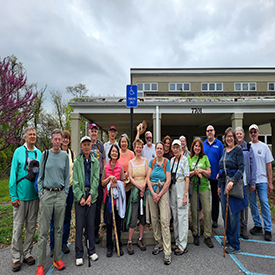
left=153, top=112, right=162, bottom=143
left=231, top=113, right=243, bottom=129
left=71, top=113, right=81, bottom=156
left=271, top=121, right=275, bottom=157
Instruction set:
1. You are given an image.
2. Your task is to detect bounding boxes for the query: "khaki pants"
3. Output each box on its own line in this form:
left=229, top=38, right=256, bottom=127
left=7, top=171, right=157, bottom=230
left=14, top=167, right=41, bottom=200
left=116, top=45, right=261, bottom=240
left=148, top=192, right=171, bottom=256
left=190, top=189, right=212, bottom=238
left=37, top=190, right=67, bottom=266
left=11, top=199, right=38, bottom=263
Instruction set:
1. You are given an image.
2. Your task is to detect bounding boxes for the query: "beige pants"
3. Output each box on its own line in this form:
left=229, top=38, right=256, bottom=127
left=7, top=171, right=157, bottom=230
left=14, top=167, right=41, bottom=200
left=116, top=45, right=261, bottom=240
left=11, top=199, right=38, bottom=263
left=148, top=192, right=171, bottom=256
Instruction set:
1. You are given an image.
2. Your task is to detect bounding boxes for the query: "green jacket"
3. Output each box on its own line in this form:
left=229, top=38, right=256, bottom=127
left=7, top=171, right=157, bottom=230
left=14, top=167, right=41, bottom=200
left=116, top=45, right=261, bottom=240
left=73, top=153, right=100, bottom=204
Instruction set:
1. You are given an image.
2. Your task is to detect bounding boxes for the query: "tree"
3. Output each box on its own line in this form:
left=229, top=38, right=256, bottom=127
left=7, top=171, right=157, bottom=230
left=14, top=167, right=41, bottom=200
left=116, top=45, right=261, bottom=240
left=50, top=90, right=66, bottom=130
left=66, top=83, right=88, bottom=98
left=0, top=56, right=37, bottom=151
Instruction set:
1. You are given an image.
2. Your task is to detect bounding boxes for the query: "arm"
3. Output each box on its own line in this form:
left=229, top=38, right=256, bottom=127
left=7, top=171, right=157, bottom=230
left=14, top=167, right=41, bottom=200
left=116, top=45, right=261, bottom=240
left=37, top=152, right=45, bottom=198
left=194, top=167, right=211, bottom=178
left=9, top=149, right=20, bottom=206
left=87, top=158, right=100, bottom=206
left=101, top=167, right=116, bottom=187
left=72, top=160, right=84, bottom=203
left=135, top=125, right=141, bottom=141
left=64, top=155, right=70, bottom=196
left=266, top=162, right=273, bottom=193
left=157, top=171, right=171, bottom=198
left=250, top=147, right=257, bottom=191
left=183, top=177, right=189, bottom=206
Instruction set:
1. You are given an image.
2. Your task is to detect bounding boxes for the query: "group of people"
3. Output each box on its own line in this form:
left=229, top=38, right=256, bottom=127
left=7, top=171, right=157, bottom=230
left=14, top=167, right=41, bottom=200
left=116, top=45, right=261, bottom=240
left=8, top=122, right=273, bottom=273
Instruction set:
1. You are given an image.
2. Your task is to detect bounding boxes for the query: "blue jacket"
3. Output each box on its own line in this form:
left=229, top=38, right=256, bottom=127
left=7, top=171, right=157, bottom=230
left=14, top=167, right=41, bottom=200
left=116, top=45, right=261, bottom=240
left=240, top=140, right=256, bottom=187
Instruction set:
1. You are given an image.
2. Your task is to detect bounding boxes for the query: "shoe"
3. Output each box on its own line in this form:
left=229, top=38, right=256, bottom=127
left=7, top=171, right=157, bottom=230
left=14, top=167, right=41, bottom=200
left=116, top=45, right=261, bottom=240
left=12, top=261, right=21, bottom=272
left=62, top=245, right=70, bottom=254
left=36, top=266, right=44, bottom=275
left=225, top=246, right=240, bottom=254
left=212, top=222, right=218, bottom=228
left=95, top=235, right=100, bottom=245
left=174, top=246, right=188, bottom=255
left=50, top=248, right=54, bottom=258
left=204, top=237, right=214, bottom=248
left=76, top=258, right=83, bottom=266
left=53, top=259, right=66, bottom=270
left=264, top=231, right=272, bottom=241
left=223, top=240, right=230, bottom=247
left=119, top=247, right=124, bottom=256
left=23, top=256, right=35, bottom=265
left=240, top=232, right=249, bottom=239
left=107, top=249, right=113, bottom=257
left=137, top=239, right=146, bottom=251
left=127, top=242, right=134, bottom=255
left=164, top=255, right=172, bottom=265
left=152, top=242, right=164, bottom=255
left=250, top=226, right=263, bottom=235
left=193, top=236, right=200, bottom=246
left=172, top=244, right=179, bottom=252
left=90, top=253, right=99, bottom=261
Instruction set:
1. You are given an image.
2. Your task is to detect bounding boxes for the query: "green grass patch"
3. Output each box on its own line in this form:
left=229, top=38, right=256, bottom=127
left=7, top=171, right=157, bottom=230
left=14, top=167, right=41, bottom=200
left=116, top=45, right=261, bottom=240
left=0, top=178, right=10, bottom=203
left=0, top=205, right=13, bottom=246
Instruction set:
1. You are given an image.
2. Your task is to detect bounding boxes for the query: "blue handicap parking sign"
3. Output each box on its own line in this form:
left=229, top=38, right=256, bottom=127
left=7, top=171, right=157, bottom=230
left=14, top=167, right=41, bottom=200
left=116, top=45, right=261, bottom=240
left=126, top=85, right=138, bottom=108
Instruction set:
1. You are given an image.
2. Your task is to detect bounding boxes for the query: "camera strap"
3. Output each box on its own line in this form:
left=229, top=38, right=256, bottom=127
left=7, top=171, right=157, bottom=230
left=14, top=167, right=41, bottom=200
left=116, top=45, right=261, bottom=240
left=171, top=155, right=181, bottom=183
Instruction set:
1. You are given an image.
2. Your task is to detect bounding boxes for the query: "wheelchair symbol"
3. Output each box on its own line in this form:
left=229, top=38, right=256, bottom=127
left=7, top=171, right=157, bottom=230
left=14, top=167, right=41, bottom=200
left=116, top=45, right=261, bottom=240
left=129, top=87, right=135, bottom=95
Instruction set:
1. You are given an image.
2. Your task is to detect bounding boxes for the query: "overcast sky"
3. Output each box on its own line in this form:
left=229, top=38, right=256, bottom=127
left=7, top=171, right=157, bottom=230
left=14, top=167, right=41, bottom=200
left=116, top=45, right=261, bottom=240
left=1, top=0, right=275, bottom=106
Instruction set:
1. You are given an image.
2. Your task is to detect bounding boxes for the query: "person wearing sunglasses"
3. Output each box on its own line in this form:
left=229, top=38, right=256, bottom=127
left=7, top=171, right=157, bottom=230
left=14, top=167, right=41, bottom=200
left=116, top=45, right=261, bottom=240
left=203, top=125, right=224, bottom=229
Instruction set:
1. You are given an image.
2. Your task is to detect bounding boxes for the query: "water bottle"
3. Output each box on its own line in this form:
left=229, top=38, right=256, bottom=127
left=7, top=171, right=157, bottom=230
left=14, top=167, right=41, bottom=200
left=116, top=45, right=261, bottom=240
left=140, top=198, right=143, bottom=215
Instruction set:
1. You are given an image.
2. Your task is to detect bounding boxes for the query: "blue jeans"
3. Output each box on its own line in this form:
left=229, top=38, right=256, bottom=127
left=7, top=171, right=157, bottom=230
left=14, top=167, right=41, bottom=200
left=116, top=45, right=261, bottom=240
left=50, top=186, right=74, bottom=249
left=221, top=183, right=241, bottom=250
left=250, top=182, right=272, bottom=232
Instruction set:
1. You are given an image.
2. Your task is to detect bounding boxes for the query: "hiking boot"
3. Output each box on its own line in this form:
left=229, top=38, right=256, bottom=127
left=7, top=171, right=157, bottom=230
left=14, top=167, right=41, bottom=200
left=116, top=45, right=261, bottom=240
left=212, top=222, right=218, bottom=228
left=164, top=255, right=172, bottom=265
left=137, top=239, right=146, bottom=251
left=12, top=261, right=21, bottom=272
left=53, top=259, right=66, bottom=270
left=172, top=244, right=179, bottom=252
left=106, top=249, right=113, bottom=257
left=250, top=226, right=263, bottom=235
left=204, top=237, right=214, bottom=248
left=193, top=236, right=200, bottom=246
left=115, top=247, right=124, bottom=256
left=62, top=245, right=70, bottom=254
left=23, top=256, right=35, bottom=265
left=90, top=253, right=99, bottom=261
left=75, top=258, right=83, bottom=266
left=152, top=242, right=164, bottom=255
left=264, top=231, right=272, bottom=241
left=174, top=246, right=188, bottom=255
left=225, top=246, right=240, bottom=254
left=127, top=242, right=134, bottom=255
left=36, top=266, right=44, bottom=275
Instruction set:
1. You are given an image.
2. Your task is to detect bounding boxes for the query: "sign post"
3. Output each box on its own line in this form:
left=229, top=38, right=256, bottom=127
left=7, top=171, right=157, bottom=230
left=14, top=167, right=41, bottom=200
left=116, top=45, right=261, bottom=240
left=126, top=85, right=138, bottom=150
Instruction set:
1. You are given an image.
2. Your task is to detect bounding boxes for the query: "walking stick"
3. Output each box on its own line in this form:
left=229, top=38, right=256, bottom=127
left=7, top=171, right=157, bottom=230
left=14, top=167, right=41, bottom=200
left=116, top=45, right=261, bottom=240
left=197, top=177, right=200, bottom=244
left=110, top=187, right=120, bottom=257
left=85, top=199, right=91, bottom=267
left=223, top=190, right=229, bottom=257
left=86, top=238, right=91, bottom=267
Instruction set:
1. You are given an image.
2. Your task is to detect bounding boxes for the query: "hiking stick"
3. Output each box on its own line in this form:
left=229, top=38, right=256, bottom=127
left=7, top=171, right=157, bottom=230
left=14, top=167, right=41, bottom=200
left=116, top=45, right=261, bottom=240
left=197, top=177, right=200, bottom=244
left=85, top=201, right=91, bottom=267
left=110, top=187, right=120, bottom=257
left=223, top=190, right=229, bottom=257
left=87, top=238, right=91, bottom=267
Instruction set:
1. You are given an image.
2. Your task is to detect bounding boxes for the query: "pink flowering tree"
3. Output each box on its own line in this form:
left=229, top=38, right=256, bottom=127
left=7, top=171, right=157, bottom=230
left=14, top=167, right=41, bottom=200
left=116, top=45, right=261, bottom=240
left=0, top=57, right=37, bottom=151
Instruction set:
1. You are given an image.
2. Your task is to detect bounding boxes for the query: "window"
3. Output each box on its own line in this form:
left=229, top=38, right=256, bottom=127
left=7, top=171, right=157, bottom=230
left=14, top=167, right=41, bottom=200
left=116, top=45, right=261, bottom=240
left=138, top=83, right=158, bottom=91
left=137, top=83, right=143, bottom=91
left=234, top=82, right=256, bottom=91
left=151, top=83, right=158, bottom=91
left=169, top=83, right=190, bottom=91
left=201, top=83, right=223, bottom=91
left=268, top=82, right=275, bottom=91
left=258, top=135, right=272, bottom=146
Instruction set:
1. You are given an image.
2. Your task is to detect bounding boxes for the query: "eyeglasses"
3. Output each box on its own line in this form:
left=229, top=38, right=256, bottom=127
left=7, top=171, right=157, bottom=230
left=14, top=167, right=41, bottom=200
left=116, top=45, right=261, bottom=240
left=206, top=129, right=213, bottom=132
left=146, top=137, right=152, bottom=140
left=250, top=131, right=257, bottom=134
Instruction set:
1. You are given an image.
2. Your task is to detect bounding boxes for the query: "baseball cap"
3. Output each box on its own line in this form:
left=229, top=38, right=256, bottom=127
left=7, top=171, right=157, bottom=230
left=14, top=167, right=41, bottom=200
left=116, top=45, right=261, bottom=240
left=172, top=139, right=181, bottom=147
left=80, top=136, right=91, bottom=144
left=249, top=124, right=259, bottom=132
left=109, top=125, right=117, bottom=131
left=89, top=123, right=98, bottom=130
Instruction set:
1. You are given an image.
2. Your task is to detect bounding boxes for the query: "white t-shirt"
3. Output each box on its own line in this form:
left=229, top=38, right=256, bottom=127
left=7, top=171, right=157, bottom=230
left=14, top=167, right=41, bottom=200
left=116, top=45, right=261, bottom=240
left=142, top=144, right=156, bottom=162
left=251, top=141, right=274, bottom=184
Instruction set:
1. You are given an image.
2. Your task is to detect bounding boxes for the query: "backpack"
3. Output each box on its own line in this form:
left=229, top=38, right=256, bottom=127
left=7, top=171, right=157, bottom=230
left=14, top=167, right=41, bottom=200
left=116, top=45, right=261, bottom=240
left=152, top=157, right=167, bottom=175
left=34, top=149, right=49, bottom=193
left=17, top=147, right=39, bottom=184
left=243, top=143, right=251, bottom=152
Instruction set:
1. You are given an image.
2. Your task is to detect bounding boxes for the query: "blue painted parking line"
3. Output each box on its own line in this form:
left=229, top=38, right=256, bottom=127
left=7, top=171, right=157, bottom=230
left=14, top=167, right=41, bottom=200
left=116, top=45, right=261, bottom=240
left=46, top=243, right=71, bottom=275
left=214, top=236, right=274, bottom=275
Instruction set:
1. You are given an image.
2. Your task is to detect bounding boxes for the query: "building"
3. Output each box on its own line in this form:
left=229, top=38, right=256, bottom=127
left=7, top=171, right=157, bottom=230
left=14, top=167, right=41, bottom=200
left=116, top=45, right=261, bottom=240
left=70, top=68, right=275, bottom=156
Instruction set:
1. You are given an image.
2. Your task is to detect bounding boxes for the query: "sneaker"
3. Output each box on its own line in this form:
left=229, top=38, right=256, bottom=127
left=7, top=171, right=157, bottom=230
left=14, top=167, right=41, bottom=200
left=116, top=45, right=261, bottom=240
left=53, top=259, right=66, bottom=270
left=62, top=245, right=70, bottom=254
left=137, top=239, right=146, bottom=251
left=172, top=244, right=179, bottom=252
left=225, top=246, right=240, bottom=254
left=36, top=266, right=44, bottom=275
left=204, top=237, right=214, bottom=248
left=212, top=222, right=218, bottom=228
left=115, top=247, right=124, bottom=256
left=250, top=226, right=263, bottom=235
left=240, top=231, right=249, bottom=239
left=164, top=255, right=172, bottom=265
left=152, top=242, right=164, bottom=255
left=264, top=231, right=272, bottom=241
left=50, top=248, right=54, bottom=258
left=76, top=258, right=83, bottom=266
left=127, top=242, right=134, bottom=255
left=107, top=249, right=113, bottom=257
left=174, top=246, right=188, bottom=255
left=12, top=261, right=21, bottom=272
left=23, top=256, right=35, bottom=265
left=90, top=253, right=99, bottom=261
left=193, top=236, right=200, bottom=246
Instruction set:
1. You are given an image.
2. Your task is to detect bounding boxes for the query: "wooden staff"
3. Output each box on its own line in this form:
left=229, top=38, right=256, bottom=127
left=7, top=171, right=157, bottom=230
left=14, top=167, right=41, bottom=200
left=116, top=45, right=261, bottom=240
left=223, top=190, right=229, bottom=257
left=110, top=187, right=120, bottom=257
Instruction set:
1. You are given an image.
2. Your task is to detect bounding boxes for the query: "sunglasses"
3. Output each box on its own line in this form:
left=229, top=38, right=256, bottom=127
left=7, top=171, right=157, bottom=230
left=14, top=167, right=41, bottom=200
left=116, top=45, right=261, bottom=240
left=146, top=137, right=152, bottom=140
left=206, top=129, right=213, bottom=132
left=250, top=131, right=257, bottom=134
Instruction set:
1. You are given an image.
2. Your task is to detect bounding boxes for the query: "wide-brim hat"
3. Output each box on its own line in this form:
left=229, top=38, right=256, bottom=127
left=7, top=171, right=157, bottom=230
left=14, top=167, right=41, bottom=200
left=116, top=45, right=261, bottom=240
left=138, top=120, right=147, bottom=135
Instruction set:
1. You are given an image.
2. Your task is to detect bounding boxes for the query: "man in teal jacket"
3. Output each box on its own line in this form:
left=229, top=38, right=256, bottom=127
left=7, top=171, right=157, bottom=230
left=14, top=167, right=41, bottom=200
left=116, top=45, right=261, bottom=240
left=73, top=136, right=100, bottom=266
left=9, top=126, right=42, bottom=272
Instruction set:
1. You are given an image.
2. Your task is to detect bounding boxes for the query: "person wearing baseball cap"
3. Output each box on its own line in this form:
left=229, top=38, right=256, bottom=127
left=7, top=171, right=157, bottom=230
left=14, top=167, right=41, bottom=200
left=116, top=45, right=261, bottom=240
left=104, top=126, right=119, bottom=164
left=249, top=124, right=273, bottom=241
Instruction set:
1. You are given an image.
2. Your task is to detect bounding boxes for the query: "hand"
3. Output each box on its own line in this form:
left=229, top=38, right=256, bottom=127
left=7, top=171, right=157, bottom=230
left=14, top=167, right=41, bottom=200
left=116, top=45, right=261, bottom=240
left=216, top=173, right=219, bottom=180
left=140, top=190, right=144, bottom=198
left=109, top=176, right=117, bottom=183
left=218, top=187, right=221, bottom=199
left=136, top=125, right=141, bottom=133
left=268, top=183, right=274, bottom=193
left=12, top=199, right=20, bottom=207
left=226, top=181, right=234, bottom=191
left=250, top=186, right=256, bottom=192
left=80, top=197, right=86, bottom=206
left=182, top=195, right=187, bottom=206
left=139, top=185, right=145, bottom=193
left=86, top=194, right=92, bottom=207
left=111, top=182, right=117, bottom=188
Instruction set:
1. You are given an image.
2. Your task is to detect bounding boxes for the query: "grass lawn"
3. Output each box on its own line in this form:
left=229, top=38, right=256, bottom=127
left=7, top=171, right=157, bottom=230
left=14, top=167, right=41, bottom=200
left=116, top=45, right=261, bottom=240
left=0, top=178, right=10, bottom=203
